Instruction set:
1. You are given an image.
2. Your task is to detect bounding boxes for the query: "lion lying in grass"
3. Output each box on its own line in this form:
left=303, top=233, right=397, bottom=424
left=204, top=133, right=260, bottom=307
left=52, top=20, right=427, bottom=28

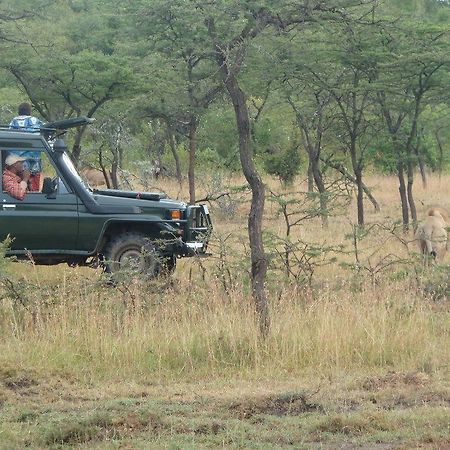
left=416, top=208, right=448, bottom=262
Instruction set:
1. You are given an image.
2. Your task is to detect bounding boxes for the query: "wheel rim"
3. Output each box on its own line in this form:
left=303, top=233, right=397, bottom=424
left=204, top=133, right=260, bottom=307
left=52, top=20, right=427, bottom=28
left=117, top=247, right=157, bottom=274
left=118, top=249, right=144, bottom=271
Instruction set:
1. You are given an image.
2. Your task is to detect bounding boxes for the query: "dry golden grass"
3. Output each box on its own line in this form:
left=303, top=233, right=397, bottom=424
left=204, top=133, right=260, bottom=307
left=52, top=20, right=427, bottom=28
left=0, top=173, right=449, bottom=448
left=0, top=173, right=448, bottom=383
left=0, top=274, right=448, bottom=381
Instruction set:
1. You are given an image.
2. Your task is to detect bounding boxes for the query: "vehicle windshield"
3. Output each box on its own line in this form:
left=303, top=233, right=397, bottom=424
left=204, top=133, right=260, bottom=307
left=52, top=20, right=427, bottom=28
left=61, top=152, right=93, bottom=191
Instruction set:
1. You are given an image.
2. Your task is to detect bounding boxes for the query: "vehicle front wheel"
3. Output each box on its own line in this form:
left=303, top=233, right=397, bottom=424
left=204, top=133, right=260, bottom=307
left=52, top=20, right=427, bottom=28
left=103, top=233, right=161, bottom=278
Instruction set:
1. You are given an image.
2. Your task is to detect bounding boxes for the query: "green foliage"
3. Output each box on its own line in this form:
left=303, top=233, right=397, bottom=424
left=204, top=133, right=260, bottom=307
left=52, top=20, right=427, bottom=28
left=0, top=238, right=39, bottom=312
left=263, top=145, right=301, bottom=185
left=0, top=0, right=135, bottom=122
left=199, top=106, right=241, bottom=170
left=366, top=141, right=399, bottom=174
left=0, top=237, right=12, bottom=276
left=0, top=0, right=449, bottom=185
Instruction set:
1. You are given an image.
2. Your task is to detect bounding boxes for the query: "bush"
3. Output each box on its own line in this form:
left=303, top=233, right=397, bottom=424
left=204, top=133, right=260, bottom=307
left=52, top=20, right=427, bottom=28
left=263, top=145, right=301, bottom=185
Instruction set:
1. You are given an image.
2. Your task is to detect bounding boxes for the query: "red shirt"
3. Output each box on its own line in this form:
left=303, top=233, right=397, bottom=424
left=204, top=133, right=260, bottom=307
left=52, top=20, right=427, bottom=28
left=3, top=169, right=27, bottom=200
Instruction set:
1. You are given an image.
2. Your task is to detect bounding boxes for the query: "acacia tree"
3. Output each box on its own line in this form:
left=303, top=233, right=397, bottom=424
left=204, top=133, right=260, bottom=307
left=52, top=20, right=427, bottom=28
left=0, top=0, right=58, bottom=117
left=267, top=9, right=381, bottom=227
left=328, top=23, right=382, bottom=226
left=375, top=15, right=450, bottom=229
left=114, top=0, right=377, bottom=336
left=126, top=2, right=223, bottom=203
left=1, top=1, right=133, bottom=164
left=120, top=0, right=279, bottom=334
left=0, top=0, right=51, bottom=38
left=288, top=90, right=333, bottom=226
left=203, top=1, right=377, bottom=333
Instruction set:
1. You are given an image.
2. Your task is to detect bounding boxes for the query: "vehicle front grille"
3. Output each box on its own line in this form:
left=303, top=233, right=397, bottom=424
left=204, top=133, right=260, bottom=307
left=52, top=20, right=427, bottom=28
left=186, top=204, right=213, bottom=250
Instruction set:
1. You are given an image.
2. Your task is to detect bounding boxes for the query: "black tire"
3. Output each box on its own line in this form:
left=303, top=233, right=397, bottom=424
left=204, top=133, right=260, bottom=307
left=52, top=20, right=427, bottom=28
left=103, top=232, right=161, bottom=278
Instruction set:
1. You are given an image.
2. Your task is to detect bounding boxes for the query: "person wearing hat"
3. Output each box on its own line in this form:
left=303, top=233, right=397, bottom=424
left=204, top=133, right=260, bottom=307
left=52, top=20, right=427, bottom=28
left=3, top=154, right=32, bottom=200
left=9, top=102, right=43, bottom=191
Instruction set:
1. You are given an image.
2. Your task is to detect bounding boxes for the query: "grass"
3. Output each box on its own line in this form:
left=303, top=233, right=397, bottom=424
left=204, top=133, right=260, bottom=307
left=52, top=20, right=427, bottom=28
left=0, top=173, right=448, bottom=448
left=0, top=274, right=447, bottom=381
left=0, top=374, right=449, bottom=448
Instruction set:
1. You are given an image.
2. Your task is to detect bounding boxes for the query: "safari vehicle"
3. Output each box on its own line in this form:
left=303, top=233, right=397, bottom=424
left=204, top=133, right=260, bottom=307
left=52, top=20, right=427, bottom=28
left=0, top=117, right=212, bottom=276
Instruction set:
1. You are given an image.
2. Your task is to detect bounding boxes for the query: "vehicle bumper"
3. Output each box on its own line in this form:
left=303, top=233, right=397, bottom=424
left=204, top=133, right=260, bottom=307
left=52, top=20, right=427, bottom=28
left=160, top=204, right=213, bottom=258
left=185, top=242, right=205, bottom=252
left=169, top=240, right=209, bottom=257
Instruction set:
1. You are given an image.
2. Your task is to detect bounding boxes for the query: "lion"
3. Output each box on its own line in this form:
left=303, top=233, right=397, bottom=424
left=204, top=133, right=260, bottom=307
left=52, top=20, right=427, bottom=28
left=415, top=208, right=448, bottom=262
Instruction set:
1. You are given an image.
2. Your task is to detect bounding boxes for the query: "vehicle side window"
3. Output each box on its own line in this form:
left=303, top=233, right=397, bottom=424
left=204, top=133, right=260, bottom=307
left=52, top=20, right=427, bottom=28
left=1, top=149, right=70, bottom=198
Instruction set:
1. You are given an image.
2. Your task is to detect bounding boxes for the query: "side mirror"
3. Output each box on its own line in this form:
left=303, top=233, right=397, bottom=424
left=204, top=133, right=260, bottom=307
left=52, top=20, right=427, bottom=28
left=42, top=177, right=57, bottom=198
left=52, top=139, right=68, bottom=152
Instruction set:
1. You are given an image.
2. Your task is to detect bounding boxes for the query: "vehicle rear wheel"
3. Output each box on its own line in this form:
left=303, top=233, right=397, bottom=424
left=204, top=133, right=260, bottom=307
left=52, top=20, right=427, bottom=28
left=103, top=232, right=161, bottom=278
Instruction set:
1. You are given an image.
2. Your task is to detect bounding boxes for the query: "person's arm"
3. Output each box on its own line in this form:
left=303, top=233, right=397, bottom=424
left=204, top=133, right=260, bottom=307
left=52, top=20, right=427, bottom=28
left=3, top=172, right=29, bottom=201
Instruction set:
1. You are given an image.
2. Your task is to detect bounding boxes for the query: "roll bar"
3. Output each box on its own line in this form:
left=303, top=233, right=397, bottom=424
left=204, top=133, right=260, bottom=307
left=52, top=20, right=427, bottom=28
left=40, top=116, right=95, bottom=138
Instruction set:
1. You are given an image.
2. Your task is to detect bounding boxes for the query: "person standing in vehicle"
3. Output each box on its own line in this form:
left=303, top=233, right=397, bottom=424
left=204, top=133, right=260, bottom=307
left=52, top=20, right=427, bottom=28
left=9, top=102, right=43, bottom=191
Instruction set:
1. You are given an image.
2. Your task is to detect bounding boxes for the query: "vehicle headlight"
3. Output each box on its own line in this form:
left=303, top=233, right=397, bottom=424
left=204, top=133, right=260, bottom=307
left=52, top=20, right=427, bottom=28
left=170, top=209, right=182, bottom=220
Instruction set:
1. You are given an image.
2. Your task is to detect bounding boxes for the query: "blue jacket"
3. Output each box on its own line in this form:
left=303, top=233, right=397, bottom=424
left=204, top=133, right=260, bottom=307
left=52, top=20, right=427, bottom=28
left=9, top=115, right=44, bottom=173
left=9, top=115, right=43, bottom=132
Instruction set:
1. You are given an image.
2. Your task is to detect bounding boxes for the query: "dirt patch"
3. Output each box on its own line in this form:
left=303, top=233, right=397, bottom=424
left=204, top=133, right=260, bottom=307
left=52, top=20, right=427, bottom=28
left=378, top=390, right=450, bottom=410
left=416, top=439, right=450, bottom=450
left=362, top=371, right=430, bottom=391
left=319, top=444, right=400, bottom=450
left=111, top=411, right=166, bottom=434
left=230, top=391, right=323, bottom=419
left=191, top=421, right=224, bottom=435
left=43, top=410, right=169, bottom=446
left=1, top=367, right=41, bottom=395
left=314, top=412, right=391, bottom=436
left=3, top=374, right=38, bottom=391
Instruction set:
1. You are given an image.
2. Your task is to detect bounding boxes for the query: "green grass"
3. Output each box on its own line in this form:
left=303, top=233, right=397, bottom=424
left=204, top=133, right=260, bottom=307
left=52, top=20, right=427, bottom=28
left=0, top=372, right=449, bottom=449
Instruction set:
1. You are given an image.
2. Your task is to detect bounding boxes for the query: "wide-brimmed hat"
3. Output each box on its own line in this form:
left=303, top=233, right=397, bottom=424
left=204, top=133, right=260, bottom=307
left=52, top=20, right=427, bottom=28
left=5, top=154, right=27, bottom=166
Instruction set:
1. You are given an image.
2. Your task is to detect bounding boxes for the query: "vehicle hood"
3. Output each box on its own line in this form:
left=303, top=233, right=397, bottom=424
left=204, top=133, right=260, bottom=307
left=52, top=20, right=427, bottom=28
left=91, top=189, right=187, bottom=212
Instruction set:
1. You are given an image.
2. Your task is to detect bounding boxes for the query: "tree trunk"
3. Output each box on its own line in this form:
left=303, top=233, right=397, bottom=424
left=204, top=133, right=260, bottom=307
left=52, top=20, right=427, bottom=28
left=298, top=118, right=328, bottom=225
left=311, top=157, right=328, bottom=227
left=118, top=144, right=123, bottom=170
left=307, top=160, right=314, bottom=193
left=188, top=117, right=198, bottom=204
left=404, top=90, right=421, bottom=228
left=407, top=160, right=417, bottom=226
left=435, top=130, right=444, bottom=180
left=397, top=162, right=409, bottom=232
left=110, top=161, right=119, bottom=189
left=98, top=146, right=112, bottom=189
left=221, top=69, right=270, bottom=338
left=71, top=101, right=106, bottom=165
left=320, top=159, right=380, bottom=213
left=350, top=140, right=365, bottom=226
left=355, top=171, right=365, bottom=227
left=167, top=127, right=183, bottom=186
left=414, top=144, right=427, bottom=189
left=71, top=127, right=85, bottom=166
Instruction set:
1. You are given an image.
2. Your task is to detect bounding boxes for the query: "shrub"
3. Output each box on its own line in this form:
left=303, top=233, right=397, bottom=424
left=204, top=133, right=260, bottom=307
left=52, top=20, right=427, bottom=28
left=263, top=145, right=301, bottom=185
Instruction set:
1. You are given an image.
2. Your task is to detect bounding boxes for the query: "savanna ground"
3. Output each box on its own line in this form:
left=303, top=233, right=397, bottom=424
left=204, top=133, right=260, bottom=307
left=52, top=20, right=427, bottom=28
left=0, top=173, right=449, bottom=449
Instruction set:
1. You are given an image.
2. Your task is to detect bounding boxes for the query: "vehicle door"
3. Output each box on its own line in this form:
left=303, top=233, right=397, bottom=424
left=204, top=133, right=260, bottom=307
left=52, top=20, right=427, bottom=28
left=0, top=146, right=79, bottom=252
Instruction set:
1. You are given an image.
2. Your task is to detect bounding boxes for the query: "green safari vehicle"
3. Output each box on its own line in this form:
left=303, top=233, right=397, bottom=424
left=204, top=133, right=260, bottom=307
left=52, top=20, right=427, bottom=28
left=0, top=117, right=212, bottom=276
